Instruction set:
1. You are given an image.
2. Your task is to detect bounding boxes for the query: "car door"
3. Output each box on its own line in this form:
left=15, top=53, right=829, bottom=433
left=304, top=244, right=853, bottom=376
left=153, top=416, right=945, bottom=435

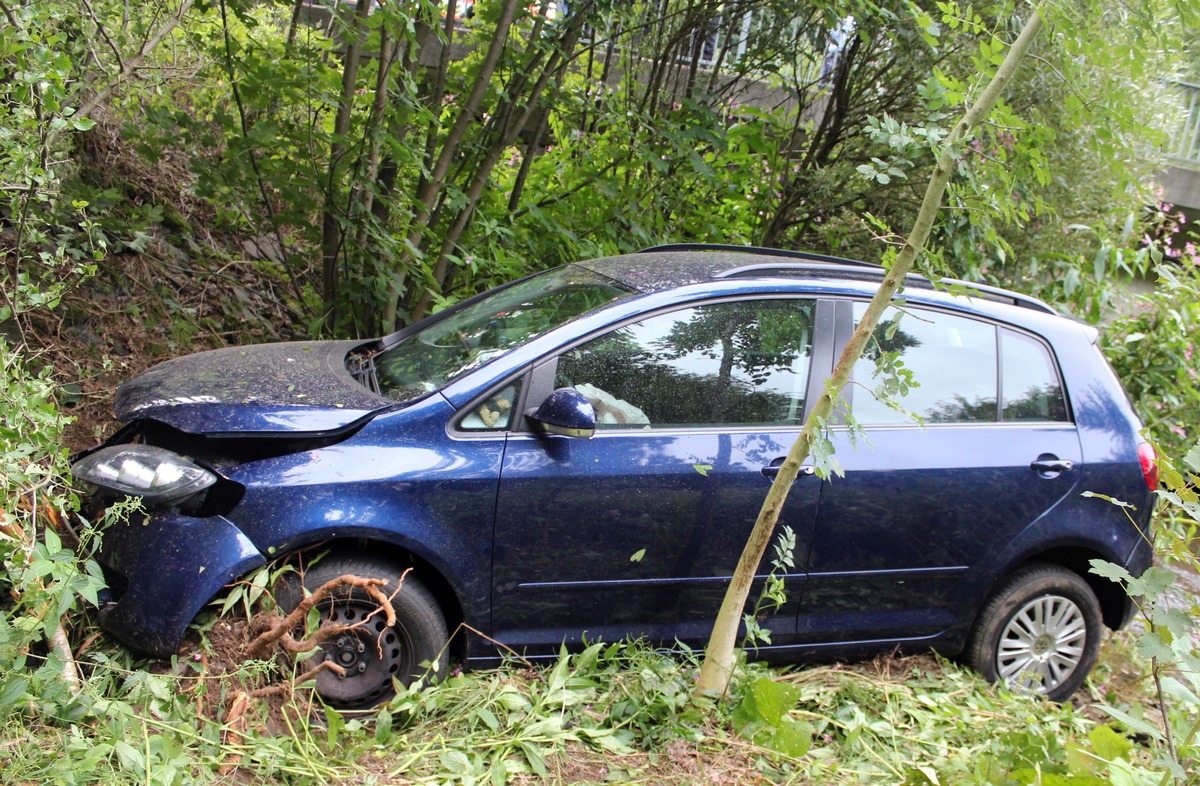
left=796, top=301, right=1083, bottom=645
left=491, top=297, right=829, bottom=655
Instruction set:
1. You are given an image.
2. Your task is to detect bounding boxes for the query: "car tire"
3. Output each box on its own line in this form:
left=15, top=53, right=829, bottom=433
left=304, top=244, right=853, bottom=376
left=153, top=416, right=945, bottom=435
left=276, top=554, right=449, bottom=709
left=965, top=563, right=1101, bottom=702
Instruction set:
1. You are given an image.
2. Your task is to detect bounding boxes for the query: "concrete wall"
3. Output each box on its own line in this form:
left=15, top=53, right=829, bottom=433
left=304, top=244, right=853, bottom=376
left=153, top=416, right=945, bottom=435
left=1160, top=164, right=1200, bottom=212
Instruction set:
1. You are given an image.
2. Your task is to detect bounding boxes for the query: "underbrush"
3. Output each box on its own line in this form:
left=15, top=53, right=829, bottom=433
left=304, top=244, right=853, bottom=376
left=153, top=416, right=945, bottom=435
left=0, top=628, right=1170, bottom=785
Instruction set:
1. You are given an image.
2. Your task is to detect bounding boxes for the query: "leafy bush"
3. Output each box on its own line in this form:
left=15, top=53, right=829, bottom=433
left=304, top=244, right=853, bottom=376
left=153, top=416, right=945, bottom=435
left=1088, top=437, right=1200, bottom=783
left=1102, top=258, right=1200, bottom=458
left=0, top=342, right=107, bottom=720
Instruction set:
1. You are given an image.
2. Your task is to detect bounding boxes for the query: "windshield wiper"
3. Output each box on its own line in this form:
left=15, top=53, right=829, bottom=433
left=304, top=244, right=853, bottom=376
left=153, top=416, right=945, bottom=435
left=347, top=352, right=381, bottom=395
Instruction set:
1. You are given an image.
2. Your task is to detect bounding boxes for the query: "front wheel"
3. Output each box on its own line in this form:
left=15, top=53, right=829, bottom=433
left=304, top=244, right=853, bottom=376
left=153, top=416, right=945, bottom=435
left=277, top=554, right=449, bottom=709
left=965, top=563, right=1102, bottom=702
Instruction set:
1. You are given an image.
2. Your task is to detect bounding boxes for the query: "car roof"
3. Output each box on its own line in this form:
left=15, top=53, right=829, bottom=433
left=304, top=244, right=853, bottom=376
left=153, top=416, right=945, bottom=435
left=577, top=245, right=1057, bottom=315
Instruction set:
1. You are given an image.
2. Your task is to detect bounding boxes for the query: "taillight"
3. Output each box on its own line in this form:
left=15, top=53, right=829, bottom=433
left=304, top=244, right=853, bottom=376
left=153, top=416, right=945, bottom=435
left=1138, top=442, right=1159, bottom=491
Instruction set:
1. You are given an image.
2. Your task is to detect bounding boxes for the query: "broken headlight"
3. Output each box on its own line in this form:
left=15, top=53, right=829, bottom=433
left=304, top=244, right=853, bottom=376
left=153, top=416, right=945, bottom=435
left=72, top=445, right=217, bottom=505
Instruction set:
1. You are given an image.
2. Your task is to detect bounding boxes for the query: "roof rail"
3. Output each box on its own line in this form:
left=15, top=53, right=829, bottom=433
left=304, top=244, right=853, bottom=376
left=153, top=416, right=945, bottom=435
left=936, top=279, right=1056, bottom=314
left=636, top=243, right=1056, bottom=314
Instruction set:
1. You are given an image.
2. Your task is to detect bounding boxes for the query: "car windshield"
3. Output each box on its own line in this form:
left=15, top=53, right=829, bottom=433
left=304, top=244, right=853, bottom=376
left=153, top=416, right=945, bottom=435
left=374, top=265, right=634, bottom=402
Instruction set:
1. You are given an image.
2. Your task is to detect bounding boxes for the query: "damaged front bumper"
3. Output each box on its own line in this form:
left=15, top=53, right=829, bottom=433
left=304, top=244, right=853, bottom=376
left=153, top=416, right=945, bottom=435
left=73, top=430, right=268, bottom=656
left=97, top=509, right=266, bottom=657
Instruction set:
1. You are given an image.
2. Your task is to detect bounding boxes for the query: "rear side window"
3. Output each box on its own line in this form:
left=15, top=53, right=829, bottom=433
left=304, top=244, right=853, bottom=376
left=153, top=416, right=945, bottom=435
left=1000, top=329, right=1068, bottom=421
left=850, top=304, right=1068, bottom=425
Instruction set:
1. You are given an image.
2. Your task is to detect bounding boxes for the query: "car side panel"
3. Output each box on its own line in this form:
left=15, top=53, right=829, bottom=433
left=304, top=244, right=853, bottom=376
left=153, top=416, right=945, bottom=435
left=800, top=423, right=1083, bottom=644
left=220, top=396, right=502, bottom=634
left=99, top=511, right=267, bottom=656
left=493, top=428, right=820, bottom=654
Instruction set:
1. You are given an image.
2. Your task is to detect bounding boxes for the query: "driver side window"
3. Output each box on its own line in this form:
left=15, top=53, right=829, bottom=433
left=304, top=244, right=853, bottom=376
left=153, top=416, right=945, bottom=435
left=554, top=299, right=815, bottom=429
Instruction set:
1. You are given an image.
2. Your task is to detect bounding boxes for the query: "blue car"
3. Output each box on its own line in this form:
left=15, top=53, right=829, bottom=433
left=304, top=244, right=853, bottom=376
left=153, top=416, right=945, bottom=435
left=73, top=246, right=1158, bottom=706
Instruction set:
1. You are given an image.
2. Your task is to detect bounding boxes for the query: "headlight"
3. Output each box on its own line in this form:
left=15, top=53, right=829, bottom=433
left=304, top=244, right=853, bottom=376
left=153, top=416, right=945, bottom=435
left=72, top=445, right=217, bottom=504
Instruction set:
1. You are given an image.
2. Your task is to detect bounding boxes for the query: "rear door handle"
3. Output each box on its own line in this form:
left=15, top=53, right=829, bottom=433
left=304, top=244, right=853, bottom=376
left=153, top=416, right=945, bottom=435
left=1030, top=458, right=1073, bottom=474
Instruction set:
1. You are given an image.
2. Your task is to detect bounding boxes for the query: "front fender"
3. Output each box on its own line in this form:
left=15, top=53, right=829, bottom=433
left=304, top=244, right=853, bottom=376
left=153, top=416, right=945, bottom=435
left=221, top=438, right=501, bottom=634
left=99, top=511, right=266, bottom=657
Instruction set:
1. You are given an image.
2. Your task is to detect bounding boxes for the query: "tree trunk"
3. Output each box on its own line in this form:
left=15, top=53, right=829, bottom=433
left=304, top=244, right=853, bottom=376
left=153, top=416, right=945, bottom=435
left=320, top=0, right=374, bottom=327
left=381, top=0, right=523, bottom=330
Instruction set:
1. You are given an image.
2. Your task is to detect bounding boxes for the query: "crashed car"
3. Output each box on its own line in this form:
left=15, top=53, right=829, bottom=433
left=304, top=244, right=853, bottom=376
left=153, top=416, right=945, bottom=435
left=74, top=245, right=1157, bottom=706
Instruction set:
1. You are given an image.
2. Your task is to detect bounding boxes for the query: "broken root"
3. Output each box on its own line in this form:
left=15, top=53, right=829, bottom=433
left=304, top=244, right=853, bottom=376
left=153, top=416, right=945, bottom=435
left=212, top=572, right=401, bottom=774
left=244, top=573, right=399, bottom=661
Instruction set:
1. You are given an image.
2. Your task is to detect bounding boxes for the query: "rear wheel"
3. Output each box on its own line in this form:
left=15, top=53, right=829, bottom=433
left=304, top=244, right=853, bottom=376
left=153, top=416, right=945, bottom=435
left=965, top=563, right=1101, bottom=702
left=277, top=554, right=448, bottom=709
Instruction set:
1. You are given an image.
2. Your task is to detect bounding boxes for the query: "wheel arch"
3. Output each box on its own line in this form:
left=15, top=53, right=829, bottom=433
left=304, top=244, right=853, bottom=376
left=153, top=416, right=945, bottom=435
left=993, top=547, right=1131, bottom=631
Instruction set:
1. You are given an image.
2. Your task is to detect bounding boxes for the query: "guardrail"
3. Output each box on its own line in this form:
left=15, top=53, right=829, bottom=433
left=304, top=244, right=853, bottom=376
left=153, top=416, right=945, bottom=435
left=1169, top=81, right=1200, bottom=165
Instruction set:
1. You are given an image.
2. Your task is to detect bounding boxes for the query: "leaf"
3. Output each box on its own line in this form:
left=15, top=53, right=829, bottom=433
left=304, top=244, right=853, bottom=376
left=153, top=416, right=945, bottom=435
left=630, top=549, right=646, bottom=562
left=113, top=740, right=146, bottom=773
left=375, top=709, right=394, bottom=744
left=1092, top=245, right=1110, bottom=281
left=1135, top=630, right=1174, bottom=661
left=1185, top=442, right=1200, bottom=473
left=546, top=652, right=571, bottom=693
left=1159, top=676, right=1200, bottom=707
left=439, top=750, right=472, bottom=774
left=733, top=676, right=799, bottom=729
left=0, top=678, right=28, bottom=710
left=1095, top=704, right=1164, bottom=742
left=692, top=464, right=713, bottom=476
left=905, top=765, right=941, bottom=785
left=248, top=566, right=269, bottom=606
left=772, top=718, right=813, bottom=757
left=1152, top=605, right=1193, bottom=641
left=323, top=705, right=343, bottom=749
left=519, top=740, right=547, bottom=777
left=43, top=526, right=61, bottom=554
left=475, top=706, right=500, bottom=731
left=579, top=727, right=636, bottom=755
left=1134, top=567, right=1176, bottom=597
left=1087, top=725, right=1132, bottom=761
left=1087, top=559, right=1132, bottom=585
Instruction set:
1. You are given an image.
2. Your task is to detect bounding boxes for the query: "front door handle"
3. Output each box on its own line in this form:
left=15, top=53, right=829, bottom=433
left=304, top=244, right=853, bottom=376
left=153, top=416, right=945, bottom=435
left=762, top=463, right=816, bottom=479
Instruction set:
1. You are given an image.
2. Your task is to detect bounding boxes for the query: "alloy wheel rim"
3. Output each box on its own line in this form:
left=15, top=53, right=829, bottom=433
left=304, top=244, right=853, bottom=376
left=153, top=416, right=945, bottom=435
left=996, top=594, right=1086, bottom=694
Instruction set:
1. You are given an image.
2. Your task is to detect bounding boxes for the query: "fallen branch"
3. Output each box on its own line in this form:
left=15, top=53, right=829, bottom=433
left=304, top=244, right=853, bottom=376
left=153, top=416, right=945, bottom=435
left=249, top=660, right=346, bottom=698
left=49, top=621, right=81, bottom=695
left=214, top=570, right=405, bottom=746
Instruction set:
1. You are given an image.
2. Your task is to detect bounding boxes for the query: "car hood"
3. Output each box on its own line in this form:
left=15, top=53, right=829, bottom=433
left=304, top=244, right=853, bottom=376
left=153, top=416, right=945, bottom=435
left=116, top=340, right=390, bottom=434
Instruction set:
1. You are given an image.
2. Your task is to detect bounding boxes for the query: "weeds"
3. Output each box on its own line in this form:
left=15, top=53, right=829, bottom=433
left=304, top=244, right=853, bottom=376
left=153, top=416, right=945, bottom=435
left=0, top=592, right=1176, bottom=786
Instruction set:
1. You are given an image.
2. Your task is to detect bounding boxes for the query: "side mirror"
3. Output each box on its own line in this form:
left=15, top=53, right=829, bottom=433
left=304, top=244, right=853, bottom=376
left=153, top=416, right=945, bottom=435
left=527, top=388, right=596, bottom=438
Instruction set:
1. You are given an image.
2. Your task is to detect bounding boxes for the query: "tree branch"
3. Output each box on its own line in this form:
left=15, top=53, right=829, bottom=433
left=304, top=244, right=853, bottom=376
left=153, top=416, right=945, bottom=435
left=71, top=0, right=195, bottom=126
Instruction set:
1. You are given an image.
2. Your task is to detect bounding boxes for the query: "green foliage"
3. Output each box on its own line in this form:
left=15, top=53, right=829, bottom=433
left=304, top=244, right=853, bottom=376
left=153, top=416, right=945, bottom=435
left=733, top=675, right=813, bottom=757
left=0, top=5, right=103, bottom=327
left=0, top=0, right=129, bottom=729
left=1102, top=253, right=1200, bottom=457
left=379, top=641, right=707, bottom=781
left=743, top=524, right=796, bottom=650
left=0, top=342, right=111, bottom=723
left=867, top=0, right=1186, bottom=327
left=723, top=655, right=1165, bottom=785
left=1087, top=436, right=1200, bottom=784
left=61, top=0, right=1184, bottom=345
